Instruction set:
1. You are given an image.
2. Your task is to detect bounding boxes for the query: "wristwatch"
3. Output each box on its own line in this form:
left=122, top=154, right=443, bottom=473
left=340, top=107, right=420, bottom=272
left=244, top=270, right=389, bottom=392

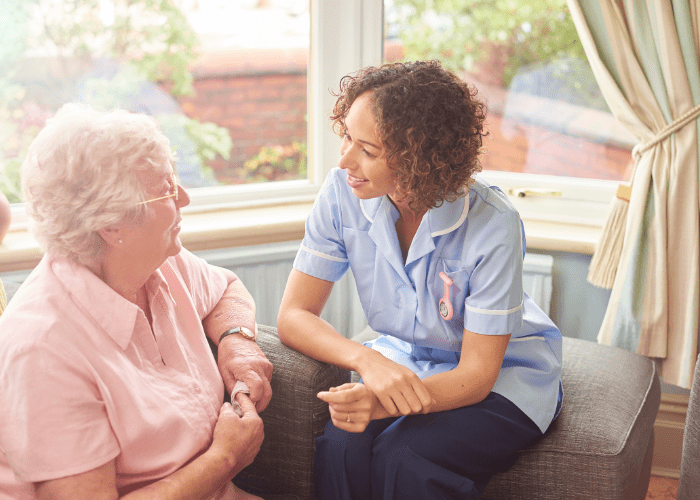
left=219, top=326, right=256, bottom=343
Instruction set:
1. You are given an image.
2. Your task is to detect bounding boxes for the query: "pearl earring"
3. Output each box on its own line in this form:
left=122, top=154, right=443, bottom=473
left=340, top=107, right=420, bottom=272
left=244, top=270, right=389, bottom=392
left=118, top=239, right=123, bottom=244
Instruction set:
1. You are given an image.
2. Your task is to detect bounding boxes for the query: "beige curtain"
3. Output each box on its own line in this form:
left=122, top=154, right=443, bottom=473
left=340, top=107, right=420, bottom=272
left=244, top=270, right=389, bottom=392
left=567, top=0, right=700, bottom=388
left=0, top=278, right=6, bottom=316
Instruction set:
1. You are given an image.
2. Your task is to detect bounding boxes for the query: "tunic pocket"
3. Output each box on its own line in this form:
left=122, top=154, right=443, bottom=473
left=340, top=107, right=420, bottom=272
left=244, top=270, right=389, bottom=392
left=432, top=259, right=470, bottom=332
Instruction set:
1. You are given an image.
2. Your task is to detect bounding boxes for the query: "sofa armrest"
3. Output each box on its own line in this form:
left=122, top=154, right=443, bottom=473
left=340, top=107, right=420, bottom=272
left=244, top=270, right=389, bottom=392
left=233, top=325, right=350, bottom=500
left=678, top=354, right=700, bottom=500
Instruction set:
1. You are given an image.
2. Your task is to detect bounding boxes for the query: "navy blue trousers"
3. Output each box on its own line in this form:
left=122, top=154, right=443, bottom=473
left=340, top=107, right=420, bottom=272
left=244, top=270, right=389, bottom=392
left=314, top=392, right=543, bottom=500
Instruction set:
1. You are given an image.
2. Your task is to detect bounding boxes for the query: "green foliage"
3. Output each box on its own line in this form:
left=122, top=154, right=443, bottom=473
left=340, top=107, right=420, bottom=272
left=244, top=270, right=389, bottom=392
left=0, top=0, right=33, bottom=203
left=0, top=0, right=231, bottom=202
left=391, top=0, right=586, bottom=88
left=27, top=0, right=198, bottom=95
left=108, top=0, right=198, bottom=96
left=243, top=143, right=307, bottom=183
left=0, top=82, right=27, bottom=202
left=78, top=66, right=230, bottom=180
left=182, top=119, right=234, bottom=164
left=163, top=114, right=232, bottom=184
left=0, top=157, right=23, bottom=205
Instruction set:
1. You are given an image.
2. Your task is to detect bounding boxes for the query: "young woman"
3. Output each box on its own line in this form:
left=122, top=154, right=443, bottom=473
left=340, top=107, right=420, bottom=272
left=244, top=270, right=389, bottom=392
left=277, top=60, right=563, bottom=499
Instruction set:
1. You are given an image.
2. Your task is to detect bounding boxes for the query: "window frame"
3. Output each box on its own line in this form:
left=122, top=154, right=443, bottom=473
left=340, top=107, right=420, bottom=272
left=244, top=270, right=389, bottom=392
left=7, top=1, right=383, bottom=219
left=182, top=0, right=385, bottom=210
left=480, top=171, right=619, bottom=228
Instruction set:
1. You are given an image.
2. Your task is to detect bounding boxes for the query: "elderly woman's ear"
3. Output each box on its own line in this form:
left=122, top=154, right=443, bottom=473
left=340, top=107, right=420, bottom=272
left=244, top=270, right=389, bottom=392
left=98, top=225, right=124, bottom=247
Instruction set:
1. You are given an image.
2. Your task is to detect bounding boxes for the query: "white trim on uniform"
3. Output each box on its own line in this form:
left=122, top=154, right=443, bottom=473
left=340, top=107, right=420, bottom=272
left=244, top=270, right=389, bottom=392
left=431, top=199, right=470, bottom=237
left=465, top=302, right=523, bottom=316
left=299, top=245, right=349, bottom=262
left=509, top=336, right=546, bottom=343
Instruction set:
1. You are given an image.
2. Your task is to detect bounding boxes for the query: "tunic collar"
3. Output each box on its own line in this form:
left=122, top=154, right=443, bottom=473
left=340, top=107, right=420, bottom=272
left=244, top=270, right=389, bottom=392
left=360, top=194, right=470, bottom=266
left=360, top=194, right=469, bottom=236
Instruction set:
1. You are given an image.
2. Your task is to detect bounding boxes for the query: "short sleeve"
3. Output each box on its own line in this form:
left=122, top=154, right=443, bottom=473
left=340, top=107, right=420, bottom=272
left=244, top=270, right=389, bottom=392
left=293, top=172, right=350, bottom=282
left=463, top=210, right=524, bottom=335
left=169, top=249, right=229, bottom=319
left=0, top=343, right=119, bottom=482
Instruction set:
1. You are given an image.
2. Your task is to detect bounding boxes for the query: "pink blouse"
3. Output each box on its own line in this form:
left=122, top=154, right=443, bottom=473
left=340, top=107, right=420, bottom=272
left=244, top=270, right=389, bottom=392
left=0, top=249, right=237, bottom=499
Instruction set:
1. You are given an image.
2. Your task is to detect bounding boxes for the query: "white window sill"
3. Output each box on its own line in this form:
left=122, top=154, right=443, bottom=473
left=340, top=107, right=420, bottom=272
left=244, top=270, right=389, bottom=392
left=0, top=201, right=599, bottom=274
left=522, top=219, right=598, bottom=255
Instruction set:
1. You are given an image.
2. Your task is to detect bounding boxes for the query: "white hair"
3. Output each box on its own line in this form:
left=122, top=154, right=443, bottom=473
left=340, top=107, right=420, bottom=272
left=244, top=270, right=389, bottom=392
left=21, top=103, right=175, bottom=265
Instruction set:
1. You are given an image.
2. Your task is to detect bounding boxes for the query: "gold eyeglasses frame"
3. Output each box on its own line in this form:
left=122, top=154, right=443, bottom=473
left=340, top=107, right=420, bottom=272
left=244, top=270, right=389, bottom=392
left=136, top=172, right=179, bottom=206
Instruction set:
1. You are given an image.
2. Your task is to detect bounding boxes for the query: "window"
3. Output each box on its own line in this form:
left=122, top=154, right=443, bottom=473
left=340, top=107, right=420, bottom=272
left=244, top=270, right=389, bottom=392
left=2, top=0, right=387, bottom=238
left=1, top=0, right=615, bottom=246
left=0, top=1, right=316, bottom=207
left=384, top=0, right=630, bottom=227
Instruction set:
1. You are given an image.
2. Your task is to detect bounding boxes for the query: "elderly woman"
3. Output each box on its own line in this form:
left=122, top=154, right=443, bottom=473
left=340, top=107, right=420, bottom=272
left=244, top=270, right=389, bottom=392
left=0, top=104, right=272, bottom=500
left=277, top=60, right=562, bottom=499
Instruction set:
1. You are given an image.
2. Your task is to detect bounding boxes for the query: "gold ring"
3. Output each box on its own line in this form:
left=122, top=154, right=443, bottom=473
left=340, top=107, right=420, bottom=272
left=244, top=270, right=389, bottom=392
left=346, top=413, right=351, bottom=423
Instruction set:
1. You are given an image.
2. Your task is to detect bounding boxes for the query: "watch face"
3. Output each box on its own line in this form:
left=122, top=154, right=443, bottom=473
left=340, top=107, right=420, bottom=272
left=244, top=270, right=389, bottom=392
left=238, top=326, right=255, bottom=340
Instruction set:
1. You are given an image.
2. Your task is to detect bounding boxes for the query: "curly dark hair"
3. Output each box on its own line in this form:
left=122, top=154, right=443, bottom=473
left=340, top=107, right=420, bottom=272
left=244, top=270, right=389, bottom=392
left=331, top=60, right=487, bottom=213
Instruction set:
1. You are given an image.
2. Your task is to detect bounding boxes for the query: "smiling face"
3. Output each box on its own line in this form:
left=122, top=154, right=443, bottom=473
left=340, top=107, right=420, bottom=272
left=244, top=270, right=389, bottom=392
left=338, top=92, right=398, bottom=200
left=120, top=164, right=190, bottom=272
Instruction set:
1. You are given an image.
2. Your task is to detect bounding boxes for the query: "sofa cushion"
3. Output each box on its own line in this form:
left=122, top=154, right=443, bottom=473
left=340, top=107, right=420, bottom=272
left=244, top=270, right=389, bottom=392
left=482, top=336, right=660, bottom=500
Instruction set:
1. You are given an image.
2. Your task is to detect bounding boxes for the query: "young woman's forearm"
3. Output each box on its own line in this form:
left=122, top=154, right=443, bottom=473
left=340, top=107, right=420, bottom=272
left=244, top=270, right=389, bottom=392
left=421, top=368, right=494, bottom=412
left=277, top=307, right=376, bottom=373
left=279, top=271, right=434, bottom=416
left=369, top=331, right=511, bottom=418
left=357, top=366, right=494, bottom=422
left=277, top=269, right=378, bottom=373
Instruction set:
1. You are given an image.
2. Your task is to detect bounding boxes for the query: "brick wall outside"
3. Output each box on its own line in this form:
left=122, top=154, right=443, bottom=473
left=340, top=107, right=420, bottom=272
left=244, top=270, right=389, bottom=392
left=174, top=46, right=308, bottom=184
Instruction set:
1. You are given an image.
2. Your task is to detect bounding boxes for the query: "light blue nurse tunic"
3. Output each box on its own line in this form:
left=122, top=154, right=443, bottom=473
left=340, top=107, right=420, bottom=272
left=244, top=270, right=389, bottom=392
left=294, top=167, right=562, bottom=432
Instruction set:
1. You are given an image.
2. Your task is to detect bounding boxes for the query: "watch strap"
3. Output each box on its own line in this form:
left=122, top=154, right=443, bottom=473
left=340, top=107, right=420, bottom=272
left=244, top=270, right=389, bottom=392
left=219, top=326, right=256, bottom=343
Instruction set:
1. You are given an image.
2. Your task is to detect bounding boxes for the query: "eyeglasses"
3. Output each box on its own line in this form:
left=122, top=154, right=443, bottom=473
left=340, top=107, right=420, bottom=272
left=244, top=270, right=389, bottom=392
left=136, top=172, right=179, bottom=206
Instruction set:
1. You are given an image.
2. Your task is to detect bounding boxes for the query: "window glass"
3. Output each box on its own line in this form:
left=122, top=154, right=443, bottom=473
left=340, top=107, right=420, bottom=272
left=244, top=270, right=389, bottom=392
left=384, top=0, right=634, bottom=183
left=0, top=0, right=309, bottom=205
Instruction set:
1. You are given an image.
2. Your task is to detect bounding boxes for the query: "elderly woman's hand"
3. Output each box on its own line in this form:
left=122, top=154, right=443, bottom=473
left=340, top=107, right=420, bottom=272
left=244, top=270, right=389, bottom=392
left=203, top=270, right=273, bottom=412
left=218, top=335, right=273, bottom=412
left=209, top=394, right=265, bottom=477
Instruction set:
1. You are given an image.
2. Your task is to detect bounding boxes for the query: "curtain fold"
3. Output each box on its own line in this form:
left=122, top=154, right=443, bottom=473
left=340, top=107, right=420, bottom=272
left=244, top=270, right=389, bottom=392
left=0, top=278, right=6, bottom=316
left=567, top=0, right=700, bottom=388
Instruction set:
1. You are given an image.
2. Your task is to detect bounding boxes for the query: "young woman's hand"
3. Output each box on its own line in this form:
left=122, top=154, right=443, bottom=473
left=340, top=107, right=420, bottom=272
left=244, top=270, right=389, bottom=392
left=356, top=351, right=433, bottom=417
left=318, top=383, right=382, bottom=432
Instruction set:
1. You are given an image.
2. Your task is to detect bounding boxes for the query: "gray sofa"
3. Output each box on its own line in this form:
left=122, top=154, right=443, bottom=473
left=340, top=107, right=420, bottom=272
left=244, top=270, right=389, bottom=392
left=2, top=280, right=661, bottom=499
left=237, top=327, right=661, bottom=500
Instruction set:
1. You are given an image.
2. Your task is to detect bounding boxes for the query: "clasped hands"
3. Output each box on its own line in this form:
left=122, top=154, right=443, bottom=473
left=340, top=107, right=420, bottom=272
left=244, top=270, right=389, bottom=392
left=217, top=333, right=273, bottom=413
left=318, top=358, right=434, bottom=432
